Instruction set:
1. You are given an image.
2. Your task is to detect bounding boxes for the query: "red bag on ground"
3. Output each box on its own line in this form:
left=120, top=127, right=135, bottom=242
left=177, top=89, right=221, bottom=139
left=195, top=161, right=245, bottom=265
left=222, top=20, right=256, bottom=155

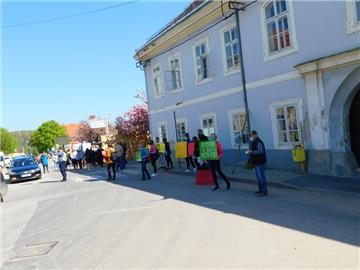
left=196, top=170, right=214, bottom=185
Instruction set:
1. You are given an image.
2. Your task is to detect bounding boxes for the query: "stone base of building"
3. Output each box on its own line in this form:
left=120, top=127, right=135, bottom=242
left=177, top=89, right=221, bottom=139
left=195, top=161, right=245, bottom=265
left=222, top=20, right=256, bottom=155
left=223, top=149, right=359, bottom=176
left=307, top=150, right=359, bottom=176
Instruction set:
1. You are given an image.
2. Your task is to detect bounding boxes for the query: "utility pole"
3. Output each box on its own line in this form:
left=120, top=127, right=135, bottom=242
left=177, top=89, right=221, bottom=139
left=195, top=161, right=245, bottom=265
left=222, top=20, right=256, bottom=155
left=229, top=1, right=256, bottom=134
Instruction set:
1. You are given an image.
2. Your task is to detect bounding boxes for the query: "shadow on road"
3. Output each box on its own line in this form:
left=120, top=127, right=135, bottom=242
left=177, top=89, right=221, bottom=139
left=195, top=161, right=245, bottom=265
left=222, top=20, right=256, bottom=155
left=70, top=166, right=360, bottom=247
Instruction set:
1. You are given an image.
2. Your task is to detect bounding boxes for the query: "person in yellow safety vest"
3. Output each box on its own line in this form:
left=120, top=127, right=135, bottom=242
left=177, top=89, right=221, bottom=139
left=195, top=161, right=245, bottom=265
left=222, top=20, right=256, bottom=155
left=104, top=145, right=116, bottom=180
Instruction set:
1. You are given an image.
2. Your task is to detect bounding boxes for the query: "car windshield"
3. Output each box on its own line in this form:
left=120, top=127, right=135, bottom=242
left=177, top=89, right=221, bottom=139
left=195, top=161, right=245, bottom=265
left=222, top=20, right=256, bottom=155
left=12, top=159, right=35, bottom=167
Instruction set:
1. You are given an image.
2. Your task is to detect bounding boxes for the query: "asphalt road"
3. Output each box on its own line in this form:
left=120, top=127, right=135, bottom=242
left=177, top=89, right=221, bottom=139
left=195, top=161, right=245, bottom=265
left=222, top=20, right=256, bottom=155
left=1, top=165, right=359, bottom=269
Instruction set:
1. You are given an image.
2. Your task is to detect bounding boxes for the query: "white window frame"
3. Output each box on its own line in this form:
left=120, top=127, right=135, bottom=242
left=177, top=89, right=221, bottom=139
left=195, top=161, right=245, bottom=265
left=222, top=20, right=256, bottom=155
left=268, top=97, right=303, bottom=149
left=192, top=37, right=213, bottom=86
left=221, top=23, right=241, bottom=76
left=152, top=63, right=164, bottom=99
left=157, top=122, right=168, bottom=142
left=199, top=113, right=217, bottom=137
left=175, top=118, right=188, bottom=142
left=167, top=53, right=184, bottom=93
left=346, top=0, right=360, bottom=33
left=227, top=108, right=249, bottom=149
left=260, top=0, right=299, bottom=62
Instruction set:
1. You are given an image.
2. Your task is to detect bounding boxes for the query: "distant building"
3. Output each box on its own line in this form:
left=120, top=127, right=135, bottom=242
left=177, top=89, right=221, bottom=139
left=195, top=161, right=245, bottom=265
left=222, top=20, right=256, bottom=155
left=135, top=0, right=360, bottom=176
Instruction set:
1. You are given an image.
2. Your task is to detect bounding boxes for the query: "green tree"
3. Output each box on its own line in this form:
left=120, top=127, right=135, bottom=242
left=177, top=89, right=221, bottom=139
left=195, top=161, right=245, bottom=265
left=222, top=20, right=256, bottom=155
left=0, top=128, right=18, bottom=154
left=11, top=130, right=34, bottom=153
left=30, top=121, right=67, bottom=152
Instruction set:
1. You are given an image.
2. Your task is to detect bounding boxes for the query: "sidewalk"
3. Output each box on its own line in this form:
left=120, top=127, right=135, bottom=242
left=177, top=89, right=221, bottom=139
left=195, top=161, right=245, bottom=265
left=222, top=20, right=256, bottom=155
left=164, top=160, right=360, bottom=195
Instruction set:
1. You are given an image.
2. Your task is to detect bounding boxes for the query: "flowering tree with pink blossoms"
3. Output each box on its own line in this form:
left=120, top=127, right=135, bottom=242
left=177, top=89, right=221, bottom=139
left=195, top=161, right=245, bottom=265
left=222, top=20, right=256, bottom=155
left=115, top=91, right=150, bottom=159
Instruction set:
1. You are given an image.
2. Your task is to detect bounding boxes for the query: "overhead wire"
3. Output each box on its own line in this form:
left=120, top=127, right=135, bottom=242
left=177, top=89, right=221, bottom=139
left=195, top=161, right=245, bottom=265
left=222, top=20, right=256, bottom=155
left=2, top=0, right=138, bottom=29
left=137, top=11, right=236, bottom=69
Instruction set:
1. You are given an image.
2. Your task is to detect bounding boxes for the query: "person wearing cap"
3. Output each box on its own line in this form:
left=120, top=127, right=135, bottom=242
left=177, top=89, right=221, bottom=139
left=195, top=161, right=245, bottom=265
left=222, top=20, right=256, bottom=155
left=208, top=133, right=231, bottom=191
left=247, top=130, right=268, bottom=196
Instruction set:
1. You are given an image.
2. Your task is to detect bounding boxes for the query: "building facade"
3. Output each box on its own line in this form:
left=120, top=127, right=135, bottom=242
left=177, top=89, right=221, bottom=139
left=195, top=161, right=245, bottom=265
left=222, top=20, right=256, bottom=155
left=135, top=0, right=360, bottom=176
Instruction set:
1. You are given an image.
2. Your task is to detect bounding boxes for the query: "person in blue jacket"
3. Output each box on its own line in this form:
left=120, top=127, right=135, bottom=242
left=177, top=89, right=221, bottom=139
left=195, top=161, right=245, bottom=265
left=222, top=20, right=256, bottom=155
left=40, top=152, right=49, bottom=174
left=139, top=143, right=151, bottom=181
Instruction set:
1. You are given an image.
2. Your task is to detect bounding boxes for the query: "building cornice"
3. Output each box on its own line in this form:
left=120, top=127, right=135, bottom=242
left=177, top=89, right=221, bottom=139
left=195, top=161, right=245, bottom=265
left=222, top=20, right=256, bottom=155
left=135, top=1, right=233, bottom=62
left=295, top=47, right=360, bottom=74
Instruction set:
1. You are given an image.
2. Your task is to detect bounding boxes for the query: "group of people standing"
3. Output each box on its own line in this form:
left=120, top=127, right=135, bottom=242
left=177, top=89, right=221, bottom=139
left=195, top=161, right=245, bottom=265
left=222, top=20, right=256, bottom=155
left=138, top=129, right=268, bottom=196
left=138, top=129, right=231, bottom=192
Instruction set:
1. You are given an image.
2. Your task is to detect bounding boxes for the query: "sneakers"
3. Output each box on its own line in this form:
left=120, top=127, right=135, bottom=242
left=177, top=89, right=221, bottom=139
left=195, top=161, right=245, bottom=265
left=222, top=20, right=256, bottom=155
left=212, top=186, right=220, bottom=192
left=193, top=168, right=197, bottom=172
left=184, top=169, right=190, bottom=173
left=151, top=173, right=157, bottom=177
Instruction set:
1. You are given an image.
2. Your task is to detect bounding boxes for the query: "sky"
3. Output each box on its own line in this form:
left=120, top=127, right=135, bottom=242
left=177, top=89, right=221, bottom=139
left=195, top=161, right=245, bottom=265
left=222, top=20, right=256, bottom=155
left=1, top=0, right=190, bottom=131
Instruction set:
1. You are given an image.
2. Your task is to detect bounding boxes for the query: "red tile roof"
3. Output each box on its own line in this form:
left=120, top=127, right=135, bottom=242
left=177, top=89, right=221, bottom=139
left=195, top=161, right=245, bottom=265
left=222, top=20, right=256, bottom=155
left=63, top=124, right=82, bottom=138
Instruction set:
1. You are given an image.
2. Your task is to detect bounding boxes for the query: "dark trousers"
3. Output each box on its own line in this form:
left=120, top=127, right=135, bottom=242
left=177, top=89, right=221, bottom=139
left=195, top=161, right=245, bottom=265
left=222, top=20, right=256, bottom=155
left=208, top=160, right=230, bottom=188
left=165, top=154, right=174, bottom=168
left=59, top=162, right=67, bottom=180
left=150, top=155, right=157, bottom=174
left=107, top=163, right=116, bottom=180
left=254, top=164, right=268, bottom=194
left=193, top=157, right=201, bottom=169
left=77, top=160, right=83, bottom=169
left=72, top=159, right=77, bottom=169
left=42, top=164, right=49, bottom=173
left=116, top=157, right=126, bottom=172
left=141, top=161, right=150, bottom=180
left=185, top=157, right=196, bottom=170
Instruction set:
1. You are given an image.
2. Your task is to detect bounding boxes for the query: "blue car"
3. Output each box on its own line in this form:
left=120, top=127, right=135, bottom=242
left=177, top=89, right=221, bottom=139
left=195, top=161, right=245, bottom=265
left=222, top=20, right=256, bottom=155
left=9, top=157, right=42, bottom=183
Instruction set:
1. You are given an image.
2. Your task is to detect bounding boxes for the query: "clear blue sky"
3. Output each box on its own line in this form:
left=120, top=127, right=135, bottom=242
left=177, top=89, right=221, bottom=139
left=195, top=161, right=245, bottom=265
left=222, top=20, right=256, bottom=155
left=2, top=0, right=189, bottom=131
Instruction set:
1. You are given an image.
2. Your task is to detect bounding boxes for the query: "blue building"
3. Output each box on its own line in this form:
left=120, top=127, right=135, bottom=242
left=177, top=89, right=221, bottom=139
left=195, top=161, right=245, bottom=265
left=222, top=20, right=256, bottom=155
left=135, top=0, right=360, bottom=176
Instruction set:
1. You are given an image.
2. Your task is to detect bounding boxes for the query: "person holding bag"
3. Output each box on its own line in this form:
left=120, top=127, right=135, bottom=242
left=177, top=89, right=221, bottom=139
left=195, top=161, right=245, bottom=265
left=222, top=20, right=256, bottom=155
left=207, top=133, right=231, bottom=191
left=247, top=130, right=268, bottom=197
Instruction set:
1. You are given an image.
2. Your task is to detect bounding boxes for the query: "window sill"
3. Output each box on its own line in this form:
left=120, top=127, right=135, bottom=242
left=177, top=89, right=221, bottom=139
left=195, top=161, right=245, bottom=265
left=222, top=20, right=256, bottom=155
left=224, top=68, right=241, bottom=77
left=196, top=77, right=214, bottom=86
left=153, top=94, right=164, bottom=100
left=275, top=143, right=300, bottom=150
left=347, top=22, right=360, bottom=34
left=170, top=87, right=184, bottom=94
left=264, top=47, right=299, bottom=63
left=232, top=144, right=249, bottom=150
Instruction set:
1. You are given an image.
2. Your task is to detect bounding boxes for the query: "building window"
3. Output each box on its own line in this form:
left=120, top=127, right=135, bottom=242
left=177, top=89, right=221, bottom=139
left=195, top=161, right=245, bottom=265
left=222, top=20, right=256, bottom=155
left=152, top=64, right=163, bottom=97
left=200, top=114, right=216, bottom=137
left=194, top=40, right=210, bottom=82
left=346, top=0, right=360, bottom=33
left=176, top=119, right=187, bottom=142
left=261, top=0, right=298, bottom=61
left=167, top=54, right=183, bottom=91
left=157, top=122, right=167, bottom=141
left=265, top=0, right=291, bottom=53
left=269, top=98, right=303, bottom=148
left=229, top=111, right=249, bottom=147
left=276, top=106, right=299, bottom=144
left=223, top=26, right=240, bottom=72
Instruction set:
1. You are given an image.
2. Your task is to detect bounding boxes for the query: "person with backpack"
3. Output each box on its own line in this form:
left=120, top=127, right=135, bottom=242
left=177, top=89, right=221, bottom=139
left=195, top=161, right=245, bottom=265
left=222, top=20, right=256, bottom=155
left=149, top=140, right=158, bottom=177
left=184, top=133, right=196, bottom=172
left=139, top=143, right=151, bottom=180
left=104, top=145, right=116, bottom=180
left=163, top=138, right=174, bottom=169
left=208, top=133, right=231, bottom=191
left=247, top=130, right=268, bottom=196
left=114, top=143, right=124, bottom=172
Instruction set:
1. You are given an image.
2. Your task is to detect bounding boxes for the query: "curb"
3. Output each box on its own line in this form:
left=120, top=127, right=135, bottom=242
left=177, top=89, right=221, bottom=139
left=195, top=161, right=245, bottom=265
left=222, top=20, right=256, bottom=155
left=162, top=169, right=301, bottom=190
